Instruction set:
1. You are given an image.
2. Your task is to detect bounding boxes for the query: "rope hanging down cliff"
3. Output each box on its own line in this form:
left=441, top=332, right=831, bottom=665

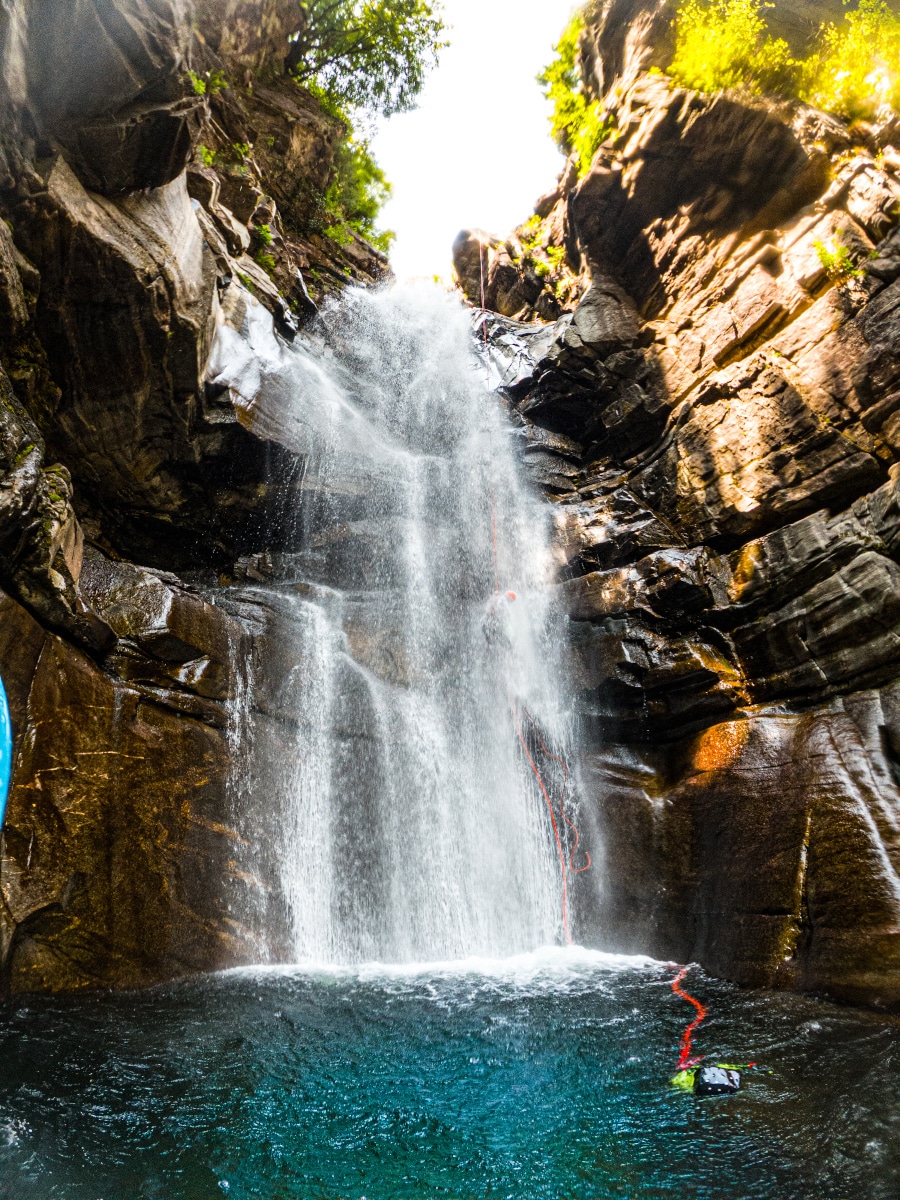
left=478, top=239, right=590, bottom=945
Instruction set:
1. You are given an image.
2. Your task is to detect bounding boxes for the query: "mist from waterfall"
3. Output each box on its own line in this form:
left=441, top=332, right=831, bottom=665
left=213, top=282, right=579, bottom=965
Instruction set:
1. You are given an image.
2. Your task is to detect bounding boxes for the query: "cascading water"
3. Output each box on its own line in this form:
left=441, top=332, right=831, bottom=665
left=212, top=282, right=579, bottom=964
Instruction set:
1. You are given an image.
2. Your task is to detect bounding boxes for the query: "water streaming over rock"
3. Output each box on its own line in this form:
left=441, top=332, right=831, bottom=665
left=211, top=283, right=579, bottom=964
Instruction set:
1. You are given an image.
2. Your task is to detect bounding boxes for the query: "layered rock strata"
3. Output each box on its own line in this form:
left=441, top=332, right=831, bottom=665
left=0, top=0, right=386, bottom=991
left=471, top=0, right=900, bottom=1010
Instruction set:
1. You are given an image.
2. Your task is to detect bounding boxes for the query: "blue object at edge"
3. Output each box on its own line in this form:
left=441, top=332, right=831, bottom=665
left=0, top=675, right=10, bottom=828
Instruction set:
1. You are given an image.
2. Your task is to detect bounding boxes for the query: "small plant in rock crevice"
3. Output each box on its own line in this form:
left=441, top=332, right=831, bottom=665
left=255, top=251, right=277, bottom=276
left=188, top=69, right=228, bottom=97
left=813, top=236, right=865, bottom=281
left=323, top=223, right=353, bottom=247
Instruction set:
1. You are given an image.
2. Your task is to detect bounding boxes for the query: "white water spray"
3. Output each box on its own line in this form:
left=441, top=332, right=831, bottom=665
left=213, top=282, right=579, bottom=964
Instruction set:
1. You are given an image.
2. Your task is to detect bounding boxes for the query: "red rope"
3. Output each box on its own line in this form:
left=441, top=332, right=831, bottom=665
left=522, top=707, right=591, bottom=875
left=490, top=488, right=501, bottom=596
left=671, top=967, right=708, bottom=1069
left=479, top=239, right=585, bottom=945
left=512, top=701, right=572, bottom=945
left=479, top=239, right=489, bottom=348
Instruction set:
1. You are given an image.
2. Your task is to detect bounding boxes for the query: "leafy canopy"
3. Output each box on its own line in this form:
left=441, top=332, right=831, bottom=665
left=538, top=12, right=614, bottom=177
left=288, top=0, right=446, bottom=118
left=668, top=0, right=797, bottom=95
left=801, top=0, right=900, bottom=120
left=325, top=132, right=395, bottom=252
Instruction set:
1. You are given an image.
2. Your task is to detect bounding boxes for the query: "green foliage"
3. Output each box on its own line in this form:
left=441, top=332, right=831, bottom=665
left=255, top=222, right=274, bottom=246
left=187, top=69, right=228, bottom=96
left=323, top=131, right=396, bottom=252
left=198, top=145, right=216, bottom=168
left=255, top=250, right=277, bottom=275
left=668, top=0, right=798, bottom=95
left=813, top=235, right=864, bottom=279
left=232, top=142, right=252, bottom=161
left=520, top=214, right=542, bottom=242
left=666, top=0, right=900, bottom=118
left=288, top=0, right=446, bottom=118
left=323, top=222, right=353, bottom=245
left=801, top=0, right=900, bottom=120
left=538, top=14, right=615, bottom=177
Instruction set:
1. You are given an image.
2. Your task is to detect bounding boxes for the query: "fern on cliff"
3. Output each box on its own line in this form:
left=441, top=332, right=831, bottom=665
left=539, top=13, right=614, bottom=177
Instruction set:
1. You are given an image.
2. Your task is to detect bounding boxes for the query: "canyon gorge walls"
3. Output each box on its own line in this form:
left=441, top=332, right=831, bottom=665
left=457, top=0, right=900, bottom=1009
left=2, top=0, right=900, bottom=1015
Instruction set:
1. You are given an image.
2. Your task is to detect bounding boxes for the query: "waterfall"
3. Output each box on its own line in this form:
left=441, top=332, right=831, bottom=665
left=211, top=282, right=578, bottom=964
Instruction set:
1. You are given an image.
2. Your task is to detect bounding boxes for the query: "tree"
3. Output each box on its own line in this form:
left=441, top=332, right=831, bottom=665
left=287, top=0, right=447, bottom=118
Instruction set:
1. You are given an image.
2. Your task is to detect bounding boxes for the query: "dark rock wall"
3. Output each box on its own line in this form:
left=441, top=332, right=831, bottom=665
left=475, top=0, right=900, bottom=1010
left=0, top=0, right=387, bottom=992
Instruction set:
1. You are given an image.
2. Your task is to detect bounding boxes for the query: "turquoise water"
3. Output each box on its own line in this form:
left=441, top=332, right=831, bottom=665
left=1, top=948, right=898, bottom=1199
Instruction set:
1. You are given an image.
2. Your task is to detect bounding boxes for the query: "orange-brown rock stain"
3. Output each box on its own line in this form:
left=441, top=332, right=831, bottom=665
left=689, top=719, right=751, bottom=773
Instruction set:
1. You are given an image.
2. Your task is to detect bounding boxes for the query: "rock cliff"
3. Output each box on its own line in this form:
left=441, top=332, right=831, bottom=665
left=464, top=0, right=900, bottom=1009
left=0, top=0, right=386, bottom=991
left=4, top=0, right=900, bottom=1013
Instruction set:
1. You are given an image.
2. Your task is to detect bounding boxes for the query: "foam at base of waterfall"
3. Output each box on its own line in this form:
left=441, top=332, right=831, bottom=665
left=220, top=944, right=661, bottom=989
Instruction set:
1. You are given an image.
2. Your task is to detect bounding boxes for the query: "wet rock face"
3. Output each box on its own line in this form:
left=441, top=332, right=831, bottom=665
left=0, top=583, right=258, bottom=993
left=7, top=160, right=305, bottom=568
left=578, top=692, right=900, bottom=1011
left=478, top=0, right=900, bottom=1009
left=0, top=0, right=389, bottom=992
left=0, top=0, right=387, bottom=571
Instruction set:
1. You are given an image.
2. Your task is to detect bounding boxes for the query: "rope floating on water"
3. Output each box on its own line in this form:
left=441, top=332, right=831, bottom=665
left=671, top=966, right=708, bottom=1069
